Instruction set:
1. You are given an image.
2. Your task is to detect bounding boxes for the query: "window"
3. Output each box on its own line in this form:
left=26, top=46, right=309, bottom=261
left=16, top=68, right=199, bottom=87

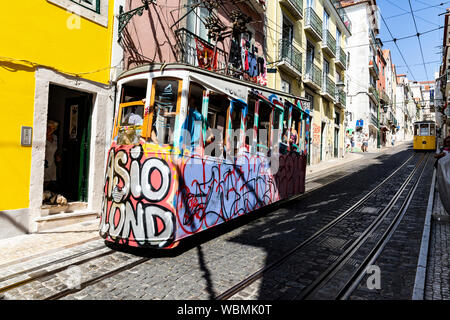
left=245, top=98, right=257, bottom=152
left=205, top=92, right=229, bottom=157
left=47, top=0, right=108, bottom=27
left=150, top=79, right=180, bottom=145
left=257, top=101, right=272, bottom=155
left=273, top=108, right=283, bottom=150
left=430, top=124, right=436, bottom=136
left=71, top=0, right=100, bottom=13
left=182, top=83, right=205, bottom=149
left=290, top=107, right=302, bottom=152
left=187, top=0, right=210, bottom=40
left=420, top=124, right=429, bottom=136
left=229, top=101, right=244, bottom=156
left=117, top=102, right=144, bottom=145
left=281, top=80, right=291, bottom=93
left=121, top=79, right=148, bottom=103
left=305, top=93, right=314, bottom=110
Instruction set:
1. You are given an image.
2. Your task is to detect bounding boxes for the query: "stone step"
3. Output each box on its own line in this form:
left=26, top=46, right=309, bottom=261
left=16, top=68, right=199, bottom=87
left=41, top=202, right=88, bottom=216
left=34, top=211, right=99, bottom=232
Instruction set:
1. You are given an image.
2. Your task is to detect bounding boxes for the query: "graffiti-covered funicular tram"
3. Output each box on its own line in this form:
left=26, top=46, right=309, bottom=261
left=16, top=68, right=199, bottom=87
left=100, top=63, right=312, bottom=249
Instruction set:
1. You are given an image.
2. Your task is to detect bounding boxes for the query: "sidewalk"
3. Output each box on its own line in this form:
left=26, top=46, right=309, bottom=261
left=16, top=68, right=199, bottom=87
left=306, top=140, right=411, bottom=180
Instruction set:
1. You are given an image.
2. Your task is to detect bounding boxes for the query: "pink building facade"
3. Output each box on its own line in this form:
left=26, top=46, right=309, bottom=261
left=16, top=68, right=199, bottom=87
left=120, top=0, right=267, bottom=84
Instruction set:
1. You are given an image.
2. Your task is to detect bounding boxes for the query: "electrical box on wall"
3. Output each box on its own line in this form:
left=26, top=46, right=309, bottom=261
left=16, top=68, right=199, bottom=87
left=21, top=126, right=32, bottom=147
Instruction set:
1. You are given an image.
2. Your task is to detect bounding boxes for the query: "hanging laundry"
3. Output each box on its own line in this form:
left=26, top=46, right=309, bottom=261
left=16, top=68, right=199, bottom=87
left=195, top=38, right=218, bottom=71
left=229, top=38, right=241, bottom=69
left=257, top=56, right=267, bottom=86
left=241, top=38, right=249, bottom=72
left=247, top=53, right=258, bottom=78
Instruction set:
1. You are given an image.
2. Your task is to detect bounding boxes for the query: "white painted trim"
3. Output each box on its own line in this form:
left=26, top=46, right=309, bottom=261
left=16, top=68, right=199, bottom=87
left=47, top=0, right=109, bottom=27
left=29, top=67, right=114, bottom=232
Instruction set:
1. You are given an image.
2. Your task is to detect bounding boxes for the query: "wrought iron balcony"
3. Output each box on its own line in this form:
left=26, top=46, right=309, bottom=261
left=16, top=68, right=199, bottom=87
left=369, top=84, right=379, bottom=103
left=335, top=89, right=346, bottom=108
left=249, top=0, right=266, bottom=14
left=321, top=75, right=336, bottom=101
left=304, top=61, right=322, bottom=91
left=322, top=30, right=336, bottom=58
left=370, top=113, right=379, bottom=128
left=369, top=28, right=377, bottom=48
left=280, top=0, right=303, bottom=20
left=304, top=7, right=323, bottom=41
left=278, top=39, right=302, bottom=77
left=336, top=46, right=347, bottom=69
left=369, top=57, right=379, bottom=80
left=381, top=90, right=390, bottom=105
left=175, top=28, right=228, bottom=73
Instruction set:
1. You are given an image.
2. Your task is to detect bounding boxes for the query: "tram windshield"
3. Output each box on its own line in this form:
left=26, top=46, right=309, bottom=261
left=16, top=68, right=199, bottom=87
left=117, top=102, right=144, bottom=145
left=257, top=100, right=271, bottom=155
left=419, top=124, right=430, bottom=136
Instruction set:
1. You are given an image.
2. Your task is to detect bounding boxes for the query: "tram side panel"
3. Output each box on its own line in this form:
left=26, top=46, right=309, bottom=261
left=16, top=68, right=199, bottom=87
left=100, top=142, right=307, bottom=248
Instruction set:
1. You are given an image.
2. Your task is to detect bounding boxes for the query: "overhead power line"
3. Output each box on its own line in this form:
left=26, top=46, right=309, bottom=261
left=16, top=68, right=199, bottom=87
left=379, top=11, right=417, bottom=81
left=407, top=0, right=429, bottom=80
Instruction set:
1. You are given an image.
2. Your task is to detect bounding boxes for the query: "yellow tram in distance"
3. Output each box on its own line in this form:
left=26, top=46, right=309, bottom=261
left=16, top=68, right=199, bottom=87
left=413, top=120, right=436, bottom=151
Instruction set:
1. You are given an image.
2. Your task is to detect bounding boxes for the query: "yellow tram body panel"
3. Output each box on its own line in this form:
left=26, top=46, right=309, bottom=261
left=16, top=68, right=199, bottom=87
left=413, top=135, right=436, bottom=151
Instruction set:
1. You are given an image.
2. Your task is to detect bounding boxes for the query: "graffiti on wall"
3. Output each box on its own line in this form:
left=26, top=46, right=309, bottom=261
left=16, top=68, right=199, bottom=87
left=312, top=124, right=321, bottom=146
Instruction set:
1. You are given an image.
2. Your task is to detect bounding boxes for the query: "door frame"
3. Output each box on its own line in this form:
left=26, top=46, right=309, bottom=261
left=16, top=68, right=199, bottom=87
left=29, top=68, right=113, bottom=232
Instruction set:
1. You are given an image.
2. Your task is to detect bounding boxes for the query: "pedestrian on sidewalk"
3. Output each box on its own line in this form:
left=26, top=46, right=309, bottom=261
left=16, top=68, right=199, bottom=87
left=391, top=134, right=396, bottom=147
left=350, top=134, right=355, bottom=152
left=362, top=133, right=369, bottom=152
left=435, top=136, right=450, bottom=214
left=345, top=134, right=351, bottom=153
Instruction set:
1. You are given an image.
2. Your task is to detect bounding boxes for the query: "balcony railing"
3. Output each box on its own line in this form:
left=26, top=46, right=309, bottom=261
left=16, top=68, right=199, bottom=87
left=322, top=75, right=336, bottom=100
left=332, top=1, right=352, bottom=33
left=369, top=57, right=379, bottom=79
left=305, top=7, right=323, bottom=40
left=279, top=39, right=302, bottom=75
left=304, top=62, right=322, bottom=89
left=370, top=28, right=377, bottom=47
left=369, top=85, right=379, bottom=102
left=280, top=0, right=303, bottom=20
left=175, top=28, right=228, bottom=72
left=336, top=46, right=347, bottom=69
left=370, top=113, right=378, bottom=127
left=336, top=89, right=346, bottom=107
left=322, top=30, right=336, bottom=57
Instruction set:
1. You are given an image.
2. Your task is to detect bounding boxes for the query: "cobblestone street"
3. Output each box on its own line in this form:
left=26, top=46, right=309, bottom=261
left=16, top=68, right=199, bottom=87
left=1, top=143, right=447, bottom=302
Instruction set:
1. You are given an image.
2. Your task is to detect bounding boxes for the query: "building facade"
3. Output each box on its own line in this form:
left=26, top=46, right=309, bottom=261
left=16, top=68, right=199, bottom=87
left=0, top=1, right=116, bottom=238
left=342, top=0, right=380, bottom=151
left=266, top=0, right=351, bottom=164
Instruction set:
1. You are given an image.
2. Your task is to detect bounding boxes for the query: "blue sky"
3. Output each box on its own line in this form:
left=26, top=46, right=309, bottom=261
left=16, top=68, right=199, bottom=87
left=377, top=0, right=448, bottom=81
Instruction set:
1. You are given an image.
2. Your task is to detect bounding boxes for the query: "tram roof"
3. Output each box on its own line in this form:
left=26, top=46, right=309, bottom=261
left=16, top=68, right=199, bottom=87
left=116, top=63, right=309, bottom=103
left=414, top=120, right=436, bottom=124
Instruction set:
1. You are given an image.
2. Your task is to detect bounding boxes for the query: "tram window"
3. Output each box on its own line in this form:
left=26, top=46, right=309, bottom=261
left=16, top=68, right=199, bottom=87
left=245, top=98, right=256, bottom=151
left=289, top=107, right=301, bottom=152
left=282, top=108, right=289, bottom=144
left=430, top=124, right=436, bottom=136
left=151, top=79, right=179, bottom=145
left=420, top=124, right=429, bottom=136
left=414, top=125, right=418, bottom=136
left=120, top=105, right=144, bottom=126
left=117, top=103, right=144, bottom=145
left=230, top=102, right=243, bottom=156
left=121, top=79, right=148, bottom=103
left=272, top=108, right=282, bottom=148
left=257, top=101, right=271, bottom=154
left=206, top=92, right=228, bottom=157
left=182, top=83, right=205, bottom=149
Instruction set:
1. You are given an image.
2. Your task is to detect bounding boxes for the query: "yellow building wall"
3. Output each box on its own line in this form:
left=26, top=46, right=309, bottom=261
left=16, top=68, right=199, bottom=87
left=0, top=2, right=114, bottom=210
left=265, top=0, right=348, bottom=164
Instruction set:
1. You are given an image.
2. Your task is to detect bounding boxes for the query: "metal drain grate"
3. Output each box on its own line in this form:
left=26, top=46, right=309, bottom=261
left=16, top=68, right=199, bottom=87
left=319, top=236, right=349, bottom=250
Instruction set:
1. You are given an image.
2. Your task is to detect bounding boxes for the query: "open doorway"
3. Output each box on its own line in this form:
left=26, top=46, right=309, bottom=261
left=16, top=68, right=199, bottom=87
left=43, top=84, right=93, bottom=205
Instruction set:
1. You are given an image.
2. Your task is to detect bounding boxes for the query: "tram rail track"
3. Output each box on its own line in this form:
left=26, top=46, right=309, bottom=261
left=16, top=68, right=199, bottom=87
left=215, top=152, right=427, bottom=300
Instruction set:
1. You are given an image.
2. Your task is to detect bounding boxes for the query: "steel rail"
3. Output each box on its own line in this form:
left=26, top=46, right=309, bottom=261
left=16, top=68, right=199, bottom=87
left=44, top=257, right=151, bottom=300
left=0, top=249, right=114, bottom=294
left=298, top=153, right=429, bottom=300
left=215, top=152, right=419, bottom=300
left=336, top=153, right=431, bottom=300
left=0, top=245, right=106, bottom=284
